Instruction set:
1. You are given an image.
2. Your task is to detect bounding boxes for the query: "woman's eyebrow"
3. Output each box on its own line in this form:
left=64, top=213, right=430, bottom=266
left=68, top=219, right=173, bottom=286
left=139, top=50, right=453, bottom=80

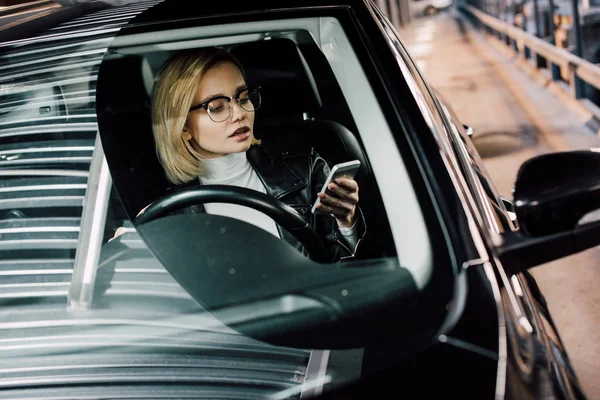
left=199, top=93, right=224, bottom=104
left=199, top=85, right=248, bottom=104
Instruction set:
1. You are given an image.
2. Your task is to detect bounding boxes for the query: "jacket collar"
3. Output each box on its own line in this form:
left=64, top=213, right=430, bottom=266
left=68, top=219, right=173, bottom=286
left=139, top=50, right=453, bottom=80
left=246, top=144, right=306, bottom=199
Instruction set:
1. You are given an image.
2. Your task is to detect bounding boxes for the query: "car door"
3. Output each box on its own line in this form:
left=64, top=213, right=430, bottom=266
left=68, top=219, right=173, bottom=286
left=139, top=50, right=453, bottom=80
left=434, top=80, right=588, bottom=400
left=366, top=2, right=586, bottom=398
left=364, top=3, right=515, bottom=399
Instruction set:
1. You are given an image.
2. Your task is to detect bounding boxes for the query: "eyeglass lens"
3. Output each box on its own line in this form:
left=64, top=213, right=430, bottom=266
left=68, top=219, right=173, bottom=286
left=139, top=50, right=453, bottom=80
left=207, top=89, right=261, bottom=122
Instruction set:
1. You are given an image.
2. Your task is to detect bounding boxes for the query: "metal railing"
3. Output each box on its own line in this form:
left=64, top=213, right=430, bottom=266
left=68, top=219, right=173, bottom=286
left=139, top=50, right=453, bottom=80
left=458, top=4, right=600, bottom=103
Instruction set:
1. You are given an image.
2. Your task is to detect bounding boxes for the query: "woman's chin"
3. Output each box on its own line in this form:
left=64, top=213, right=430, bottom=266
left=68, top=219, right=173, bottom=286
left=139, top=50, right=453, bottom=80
left=233, top=135, right=253, bottom=151
left=202, top=135, right=253, bottom=156
left=224, top=141, right=252, bottom=154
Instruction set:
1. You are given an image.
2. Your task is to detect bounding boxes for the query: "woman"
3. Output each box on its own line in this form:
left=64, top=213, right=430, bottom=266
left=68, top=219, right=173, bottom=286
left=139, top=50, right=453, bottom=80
left=151, top=47, right=367, bottom=262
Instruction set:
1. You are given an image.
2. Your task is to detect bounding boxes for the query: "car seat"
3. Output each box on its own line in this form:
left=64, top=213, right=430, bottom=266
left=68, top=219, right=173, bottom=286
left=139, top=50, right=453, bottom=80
left=231, top=38, right=395, bottom=258
left=230, top=38, right=372, bottom=183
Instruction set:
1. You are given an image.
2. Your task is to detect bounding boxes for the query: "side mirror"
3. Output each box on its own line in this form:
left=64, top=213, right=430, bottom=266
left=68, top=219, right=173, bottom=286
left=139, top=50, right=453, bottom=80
left=498, top=150, right=600, bottom=273
left=514, top=150, right=600, bottom=235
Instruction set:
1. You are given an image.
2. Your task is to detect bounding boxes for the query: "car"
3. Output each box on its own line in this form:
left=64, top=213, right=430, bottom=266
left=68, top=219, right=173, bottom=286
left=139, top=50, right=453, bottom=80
left=0, top=0, right=597, bottom=399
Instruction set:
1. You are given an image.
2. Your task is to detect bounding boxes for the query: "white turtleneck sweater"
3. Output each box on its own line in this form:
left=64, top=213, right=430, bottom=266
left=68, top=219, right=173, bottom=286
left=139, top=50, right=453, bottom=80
left=200, top=151, right=358, bottom=250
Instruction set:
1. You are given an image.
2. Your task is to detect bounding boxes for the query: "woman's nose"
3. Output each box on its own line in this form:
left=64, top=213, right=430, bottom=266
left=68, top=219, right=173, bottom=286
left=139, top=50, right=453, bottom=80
left=230, top=101, right=246, bottom=122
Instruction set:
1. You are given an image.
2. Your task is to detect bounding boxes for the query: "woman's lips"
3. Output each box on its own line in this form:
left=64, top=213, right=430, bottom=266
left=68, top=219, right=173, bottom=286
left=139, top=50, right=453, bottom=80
left=229, top=127, right=251, bottom=141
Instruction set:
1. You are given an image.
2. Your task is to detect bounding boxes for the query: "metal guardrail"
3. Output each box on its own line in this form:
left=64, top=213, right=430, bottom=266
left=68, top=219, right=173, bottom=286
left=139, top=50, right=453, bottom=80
left=458, top=4, right=600, bottom=100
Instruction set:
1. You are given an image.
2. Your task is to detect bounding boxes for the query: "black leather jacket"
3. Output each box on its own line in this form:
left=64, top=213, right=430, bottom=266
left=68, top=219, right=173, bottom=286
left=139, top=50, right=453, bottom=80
left=174, top=139, right=368, bottom=263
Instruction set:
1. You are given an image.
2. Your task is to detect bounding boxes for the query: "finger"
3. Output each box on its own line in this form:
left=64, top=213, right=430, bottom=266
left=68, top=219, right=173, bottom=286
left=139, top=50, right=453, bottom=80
left=333, top=177, right=359, bottom=192
left=316, top=202, right=354, bottom=219
left=318, top=193, right=355, bottom=213
left=327, top=182, right=353, bottom=197
left=326, top=182, right=359, bottom=204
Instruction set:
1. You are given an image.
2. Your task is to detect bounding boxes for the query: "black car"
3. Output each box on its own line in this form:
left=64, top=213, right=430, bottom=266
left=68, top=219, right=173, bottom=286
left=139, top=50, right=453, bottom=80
left=0, top=0, right=597, bottom=398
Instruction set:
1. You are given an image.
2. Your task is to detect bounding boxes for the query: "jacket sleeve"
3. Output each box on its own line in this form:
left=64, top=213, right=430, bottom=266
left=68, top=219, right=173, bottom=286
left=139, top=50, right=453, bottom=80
left=310, top=152, right=369, bottom=262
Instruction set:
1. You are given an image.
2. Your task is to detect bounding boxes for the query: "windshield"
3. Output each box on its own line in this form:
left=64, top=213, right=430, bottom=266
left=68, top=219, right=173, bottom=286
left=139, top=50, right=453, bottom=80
left=0, top=1, right=453, bottom=398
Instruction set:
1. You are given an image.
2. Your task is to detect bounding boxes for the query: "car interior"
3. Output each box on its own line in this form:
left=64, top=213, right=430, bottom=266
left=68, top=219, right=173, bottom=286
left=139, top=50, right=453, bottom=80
left=96, top=27, right=398, bottom=261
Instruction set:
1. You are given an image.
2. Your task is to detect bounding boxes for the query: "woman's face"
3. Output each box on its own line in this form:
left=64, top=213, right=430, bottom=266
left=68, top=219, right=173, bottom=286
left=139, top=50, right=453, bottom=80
left=184, top=61, right=255, bottom=158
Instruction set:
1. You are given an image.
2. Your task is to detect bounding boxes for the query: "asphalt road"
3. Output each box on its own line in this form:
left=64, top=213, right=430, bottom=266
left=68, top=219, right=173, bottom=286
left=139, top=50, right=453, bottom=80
left=399, top=10, right=600, bottom=399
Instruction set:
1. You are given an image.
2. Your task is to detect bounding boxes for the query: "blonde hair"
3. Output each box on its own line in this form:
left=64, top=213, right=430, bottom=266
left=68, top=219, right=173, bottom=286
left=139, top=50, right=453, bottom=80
left=151, top=47, right=259, bottom=185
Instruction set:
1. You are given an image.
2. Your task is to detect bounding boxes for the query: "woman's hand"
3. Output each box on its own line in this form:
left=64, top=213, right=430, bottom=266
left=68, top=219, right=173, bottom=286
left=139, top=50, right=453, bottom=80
left=315, top=177, right=359, bottom=228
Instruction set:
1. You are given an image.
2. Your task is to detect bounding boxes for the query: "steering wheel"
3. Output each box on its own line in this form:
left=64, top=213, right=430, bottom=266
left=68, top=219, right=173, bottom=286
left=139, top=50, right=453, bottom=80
left=134, top=185, right=328, bottom=262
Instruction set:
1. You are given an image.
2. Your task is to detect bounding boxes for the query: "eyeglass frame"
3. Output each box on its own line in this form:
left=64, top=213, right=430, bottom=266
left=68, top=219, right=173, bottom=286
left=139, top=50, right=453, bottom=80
left=188, top=86, right=261, bottom=122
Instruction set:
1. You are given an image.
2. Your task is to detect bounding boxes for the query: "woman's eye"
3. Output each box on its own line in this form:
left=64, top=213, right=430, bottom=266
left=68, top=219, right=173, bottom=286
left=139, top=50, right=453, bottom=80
left=207, top=99, right=225, bottom=113
left=239, top=98, right=249, bottom=104
left=208, top=100, right=225, bottom=113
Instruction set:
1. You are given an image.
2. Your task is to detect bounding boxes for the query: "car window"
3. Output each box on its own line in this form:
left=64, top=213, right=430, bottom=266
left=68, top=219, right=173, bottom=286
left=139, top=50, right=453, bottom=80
left=0, top=1, right=454, bottom=398
left=97, top=10, right=435, bottom=283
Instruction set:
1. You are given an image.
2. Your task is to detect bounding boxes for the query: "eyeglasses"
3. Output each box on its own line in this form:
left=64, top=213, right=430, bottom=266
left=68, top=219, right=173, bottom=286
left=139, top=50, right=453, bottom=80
left=188, top=87, right=262, bottom=123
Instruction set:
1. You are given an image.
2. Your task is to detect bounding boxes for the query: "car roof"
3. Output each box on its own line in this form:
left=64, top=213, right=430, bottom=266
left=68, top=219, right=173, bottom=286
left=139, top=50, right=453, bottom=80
left=119, top=0, right=370, bottom=28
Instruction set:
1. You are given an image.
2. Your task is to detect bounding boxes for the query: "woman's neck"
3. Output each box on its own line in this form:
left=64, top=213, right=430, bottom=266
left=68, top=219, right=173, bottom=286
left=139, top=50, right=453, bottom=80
left=201, top=151, right=250, bottom=184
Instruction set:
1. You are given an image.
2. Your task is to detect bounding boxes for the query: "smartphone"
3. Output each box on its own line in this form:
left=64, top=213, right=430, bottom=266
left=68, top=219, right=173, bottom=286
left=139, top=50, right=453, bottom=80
left=311, top=159, right=361, bottom=214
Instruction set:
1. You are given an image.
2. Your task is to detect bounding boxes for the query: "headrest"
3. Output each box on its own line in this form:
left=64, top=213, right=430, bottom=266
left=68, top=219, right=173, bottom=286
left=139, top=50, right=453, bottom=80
left=230, top=38, right=322, bottom=121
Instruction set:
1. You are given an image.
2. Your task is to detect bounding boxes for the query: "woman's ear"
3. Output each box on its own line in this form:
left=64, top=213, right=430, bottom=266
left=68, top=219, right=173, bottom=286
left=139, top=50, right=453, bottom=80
left=183, top=127, right=192, bottom=141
